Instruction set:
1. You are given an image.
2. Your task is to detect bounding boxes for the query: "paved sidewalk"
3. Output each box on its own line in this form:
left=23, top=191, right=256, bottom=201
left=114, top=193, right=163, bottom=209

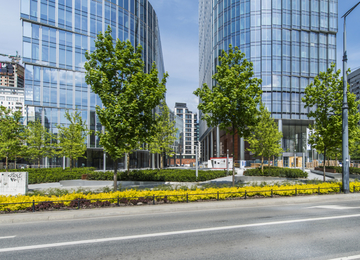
left=28, top=168, right=329, bottom=192
left=1, top=193, right=360, bottom=224
left=310, top=169, right=360, bottom=181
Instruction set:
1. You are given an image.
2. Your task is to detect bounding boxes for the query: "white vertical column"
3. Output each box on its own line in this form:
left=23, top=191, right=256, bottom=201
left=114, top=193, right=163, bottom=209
left=103, top=152, right=106, bottom=171
left=240, top=137, right=244, bottom=161
left=125, top=153, right=128, bottom=170
left=216, top=126, right=220, bottom=157
left=210, top=129, right=213, bottom=158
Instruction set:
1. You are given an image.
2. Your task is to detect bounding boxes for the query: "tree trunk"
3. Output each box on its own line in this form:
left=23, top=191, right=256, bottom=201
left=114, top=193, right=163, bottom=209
left=261, top=156, right=264, bottom=174
left=323, top=148, right=326, bottom=182
left=15, top=156, right=17, bottom=170
left=268, top=157, right=270, bottom=168
left=113, top=158, right=118, bottom=191
left=160, top=153, right=163, bottom=170
left=232, top=131, right=235, bottom=187
left=273, top=156, right=275, bottom=167
left=336, top=156, right=338, bottom=167
left=70, top=157, right=73, bottom=170
left=5, top=156, right=8, bottom=172
left=127, top=153, right=130, bottom=175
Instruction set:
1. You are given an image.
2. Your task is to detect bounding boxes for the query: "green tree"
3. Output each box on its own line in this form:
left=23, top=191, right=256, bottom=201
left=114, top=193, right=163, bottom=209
left=302, top=63, right=360, bottom=181
left=0, top=106, right=24, bottom=171
left=194, top=44, right=262, bottom=185
left=57, top=110, right=91, bottom=169
left=148, top=101, right=178, bottom=169
left=84, top=27, right=167, bottom=190
left=23, top=120, right=56, bottom=168
left=246, top=104, right=283, bottom=173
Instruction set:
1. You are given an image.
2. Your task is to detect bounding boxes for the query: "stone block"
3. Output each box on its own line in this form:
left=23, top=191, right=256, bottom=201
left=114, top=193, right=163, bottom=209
left=0, top=172, right=28, bottom=196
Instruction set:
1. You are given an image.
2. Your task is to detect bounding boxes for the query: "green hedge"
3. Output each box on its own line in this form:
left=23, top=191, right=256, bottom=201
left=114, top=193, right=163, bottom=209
left=317, top=166, right=360, bottom=175
left=0, top=168, right=228, bottom=183
left=244, top=167, right=308, bottom=178
left=0, top=168, right=96, bottom=184
left=87, top=169, right=228, bottom=182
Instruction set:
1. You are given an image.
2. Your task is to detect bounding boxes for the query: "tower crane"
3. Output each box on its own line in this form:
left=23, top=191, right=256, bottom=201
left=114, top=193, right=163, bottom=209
left=0, top=51, right=21, bottom=63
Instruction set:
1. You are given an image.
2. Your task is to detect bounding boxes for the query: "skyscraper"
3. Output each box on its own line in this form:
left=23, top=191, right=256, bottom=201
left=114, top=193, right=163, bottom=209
left=20, top=0, right=165, bottom=168
left=0, top=61, right=25, bottom=117
left=198, top=0, right=337, bottom=166
left=174, top=102, right=199, bottom=166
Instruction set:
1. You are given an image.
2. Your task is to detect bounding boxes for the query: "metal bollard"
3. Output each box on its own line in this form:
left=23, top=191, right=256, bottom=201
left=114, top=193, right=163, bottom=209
left=295, top=188, right=297, bottom=196
left=217, top=191, right=219, bottom=201
left=186, top=193, right=188, bottom=203
left=153, top=195, right=155, bottom=205
left=318, top=187, right=320, bottom=195
left=117, top=197, right=120, bottom=206
left=245, top=190, right=247, bottom=200
left=32, top=200, right=35, bottom=212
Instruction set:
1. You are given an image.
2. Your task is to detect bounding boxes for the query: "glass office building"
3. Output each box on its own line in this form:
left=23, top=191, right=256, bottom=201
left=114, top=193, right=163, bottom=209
left=20, top=0, right=165, bottom=169
left=199, top=0, right=337, bottom=165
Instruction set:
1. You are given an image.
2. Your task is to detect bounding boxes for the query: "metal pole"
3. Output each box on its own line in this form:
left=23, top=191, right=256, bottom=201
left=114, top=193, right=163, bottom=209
left=63, top=156, right=65, bottom=170
left=196, top=145, right=198, bottom=181
left=343, top=16, right=350, bottom=194
left=103, top=152, right=106, bottom=172
left=294, top=150, right=296, bottom=168
left=216, top=126, right=220, bottom=157
left=152, top=153, right=155, bottom=169
left=341, top=1, right=360, bottom=192
left=226, top=149, right=229, bottom=175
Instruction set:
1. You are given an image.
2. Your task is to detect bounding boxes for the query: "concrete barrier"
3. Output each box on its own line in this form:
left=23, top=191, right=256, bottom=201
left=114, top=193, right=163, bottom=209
left=0, top=172, right=28, bottom=196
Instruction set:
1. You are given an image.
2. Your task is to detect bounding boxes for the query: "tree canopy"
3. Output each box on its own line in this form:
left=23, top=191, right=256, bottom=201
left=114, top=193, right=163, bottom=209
left=148, top=101, right=178, bottom=169
left=57, top=110, right=90, bottom=169
left=194, top=44, right=262, bottom=185
left=0, top=106, right=24, bottom=170
left=246, top=104, right=283, bottom=173
left=84, top=27, right=168, bottom=190
left=23, top=119, right=55, bottom=168
left=302, top=63, right=360, bottom=181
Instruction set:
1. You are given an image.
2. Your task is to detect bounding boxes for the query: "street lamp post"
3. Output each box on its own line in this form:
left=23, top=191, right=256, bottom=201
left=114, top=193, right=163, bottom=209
left=342, top=1, right=360, bottom=194
left=195, top=145, right=198, bottom=181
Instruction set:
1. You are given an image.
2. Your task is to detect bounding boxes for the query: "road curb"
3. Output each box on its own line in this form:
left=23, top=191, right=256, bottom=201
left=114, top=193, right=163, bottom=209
left=1, top=193, right=360, bottom=224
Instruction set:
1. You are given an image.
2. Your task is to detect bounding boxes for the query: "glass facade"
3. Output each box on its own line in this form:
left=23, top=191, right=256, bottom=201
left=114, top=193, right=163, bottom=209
left=199, top=0, right=337, bottom=160
left=20, top=0, right=165, bottom=168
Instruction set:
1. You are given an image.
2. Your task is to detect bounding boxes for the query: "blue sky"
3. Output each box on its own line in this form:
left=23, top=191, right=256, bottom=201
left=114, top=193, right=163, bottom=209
left=1, top=0, right=360, bottom=114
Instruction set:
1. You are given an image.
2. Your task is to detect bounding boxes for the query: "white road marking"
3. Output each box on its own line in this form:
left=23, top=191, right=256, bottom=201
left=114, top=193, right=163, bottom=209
left=328, top=254, right=360, bottom=260
left=1, top=213, right=360, bottom=253
left=0, top=236, right=16, bottom=240
left=308, top=205, right=360, bottom=210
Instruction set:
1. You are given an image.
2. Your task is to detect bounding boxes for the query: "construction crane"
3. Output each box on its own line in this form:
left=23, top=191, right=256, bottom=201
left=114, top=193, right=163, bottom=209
left=0, top=51, right=21, bottom=63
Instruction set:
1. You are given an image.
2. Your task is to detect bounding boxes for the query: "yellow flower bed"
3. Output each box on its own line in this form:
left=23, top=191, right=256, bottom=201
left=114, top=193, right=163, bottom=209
left=0, top=182, right=354, bottom=212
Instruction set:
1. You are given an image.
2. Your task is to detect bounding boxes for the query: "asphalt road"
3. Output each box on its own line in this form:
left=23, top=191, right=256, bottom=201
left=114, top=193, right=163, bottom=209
left=1, top=198, right=360, bottom=260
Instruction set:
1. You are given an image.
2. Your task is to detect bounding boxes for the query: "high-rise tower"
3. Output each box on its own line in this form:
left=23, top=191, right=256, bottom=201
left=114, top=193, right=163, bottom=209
left=199, top=0, right=337, bottom=166
left=20, top=0, right=165, bottom=168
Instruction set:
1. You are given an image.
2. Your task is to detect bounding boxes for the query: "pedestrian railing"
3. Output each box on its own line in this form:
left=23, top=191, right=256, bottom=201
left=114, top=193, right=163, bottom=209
left=1, top=184, right=358, bottom=213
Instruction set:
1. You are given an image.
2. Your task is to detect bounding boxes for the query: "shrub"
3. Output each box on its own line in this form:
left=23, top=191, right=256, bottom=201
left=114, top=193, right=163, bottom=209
left=244, top=167, right=308, bottom=178
left=0, top=167, right=228, bottom=184
left=0, top=167, right=96, bottom=184
left=87, top=169, right=228, bottom=182
left=1, top=182, right=348, bottom=212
